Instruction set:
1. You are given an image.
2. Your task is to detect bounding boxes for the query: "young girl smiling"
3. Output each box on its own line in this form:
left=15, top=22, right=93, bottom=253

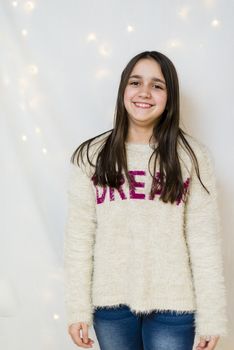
left=64, top=50, right=228, bottom=350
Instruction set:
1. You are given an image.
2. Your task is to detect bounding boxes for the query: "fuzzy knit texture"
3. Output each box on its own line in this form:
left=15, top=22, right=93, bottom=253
left=63, top=130, right=228, bottom=339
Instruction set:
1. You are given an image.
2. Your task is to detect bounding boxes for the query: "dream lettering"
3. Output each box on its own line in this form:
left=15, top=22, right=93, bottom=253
left=91, top=170, right=190, bottom=206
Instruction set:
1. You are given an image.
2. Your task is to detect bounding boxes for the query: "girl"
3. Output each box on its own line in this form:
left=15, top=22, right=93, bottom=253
left=64, top=51, right=228, bottom=350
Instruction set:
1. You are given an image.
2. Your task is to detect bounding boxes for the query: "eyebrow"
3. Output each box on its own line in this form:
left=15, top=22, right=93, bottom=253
left=129, top=74, right=166, bottom=85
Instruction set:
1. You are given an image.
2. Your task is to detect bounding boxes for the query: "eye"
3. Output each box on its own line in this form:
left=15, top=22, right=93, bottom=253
left=129, top=81, right=164, bottom=90
left=129, top=81, right=139, bottom=86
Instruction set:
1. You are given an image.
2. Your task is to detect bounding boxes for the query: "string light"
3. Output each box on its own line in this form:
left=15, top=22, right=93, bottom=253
left=211, top=19, right=221, bottom=27
left=168, top=39, right=182, bottom=48
left=35, top=127, right=41, bottom=134
left=42, top=148, right=47, bottom=154
left=21, top=135, right=27, bottom=142
left=86, top=33, right=97, bottom=42
left=28, top=64, right=39, bottom=75
left=24, top=1, right=35, bottom=12
left=12, top=1, right=18, bottom=7
left=127, top=25, right=135, bottom=32
left=98, top=44, right=111, bottom=57
left=178, top=6, right=190, bottom=19
left=21, top=29, right=28, bottom=37
left=53, top=314, right=60, bottom=320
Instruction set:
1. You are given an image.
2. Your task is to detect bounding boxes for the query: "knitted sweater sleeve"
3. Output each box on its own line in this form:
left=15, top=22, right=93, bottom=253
left=184, top=144, right=228, bottom=338
left=63, top=160, right=96, bottom=328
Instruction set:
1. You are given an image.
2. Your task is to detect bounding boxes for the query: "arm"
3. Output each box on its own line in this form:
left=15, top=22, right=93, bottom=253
left=63, top=161, right=97, bottom=328
left=184, top=144, right=228, bottom=338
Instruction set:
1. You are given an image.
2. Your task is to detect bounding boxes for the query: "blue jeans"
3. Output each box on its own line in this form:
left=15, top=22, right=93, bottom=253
left=93, top=304, right=195, bottom=350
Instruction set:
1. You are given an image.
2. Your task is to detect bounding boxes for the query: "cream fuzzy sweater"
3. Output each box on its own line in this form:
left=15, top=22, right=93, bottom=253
left=63, top=130, right=228, bottom=338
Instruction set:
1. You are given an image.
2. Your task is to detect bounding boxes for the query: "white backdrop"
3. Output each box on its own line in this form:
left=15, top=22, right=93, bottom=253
left=1, top=0, right=233, bottom=349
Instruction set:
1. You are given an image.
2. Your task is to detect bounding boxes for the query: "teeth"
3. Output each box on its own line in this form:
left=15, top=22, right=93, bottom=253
left=134, top=102, right=152, bottom=108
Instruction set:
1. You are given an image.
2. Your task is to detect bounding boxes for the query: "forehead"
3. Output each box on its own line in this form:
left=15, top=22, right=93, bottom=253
left=130, top=58, right=164, bottom=79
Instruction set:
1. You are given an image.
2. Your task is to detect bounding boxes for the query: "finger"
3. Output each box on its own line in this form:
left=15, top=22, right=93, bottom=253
left=70, top=331, right=83, bottom=347
left=196, top=337, right=207, bottom=348
left=80, top=326, right=95, bottom=347
left=207, top=338, right=218, bottom=350
left=70, top=328, right=92, bottom=348
left=81, top=323, right=90, bottom=344
left=71, top=334, right=93, bottom=348
left=198, top=340, right=206, bottom=347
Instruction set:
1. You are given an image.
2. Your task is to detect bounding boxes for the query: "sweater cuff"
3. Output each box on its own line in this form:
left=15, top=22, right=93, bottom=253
left=195, top=311, right=228, bottom=338
left=66, top=309, right=94, bottom=328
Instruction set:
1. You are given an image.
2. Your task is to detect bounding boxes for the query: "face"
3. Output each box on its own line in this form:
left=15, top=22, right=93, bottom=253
left=123, top=58, right=167, bottom=127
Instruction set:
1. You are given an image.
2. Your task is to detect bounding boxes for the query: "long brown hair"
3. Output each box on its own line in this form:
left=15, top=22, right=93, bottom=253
left=71, top=50, right=209, bottom=204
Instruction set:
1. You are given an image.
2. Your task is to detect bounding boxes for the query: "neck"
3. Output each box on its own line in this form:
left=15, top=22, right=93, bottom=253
left=126, top=131, right=156, bottom=144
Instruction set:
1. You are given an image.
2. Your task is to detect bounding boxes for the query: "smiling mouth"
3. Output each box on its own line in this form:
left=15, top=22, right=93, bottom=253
left=132, top=102, right=154, bottom=109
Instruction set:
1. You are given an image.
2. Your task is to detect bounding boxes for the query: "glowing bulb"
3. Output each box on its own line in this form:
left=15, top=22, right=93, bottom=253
left=86, top=33, right=97, bottom=42
left=35, top=127, right=41, bottom=133
left=42, top=148, right=47, bottom=154
left=21, top=29, right=28, bottom=37
left=127, top=25, right=134, bottom=32
left=21, top=135, right=27, bottom=142
left=98, top=44, right=111, bottom=57
left=28, top=65, right=38, bottom=75
left=178, top=7, right=190, bottom=19
left=211, top=19, right=221, bottom=27
left=53, top=314, right=60, bottom=320
left=95, top=69, right=110, bottom=79
left=169, top=39, right=182, bottom=48
left=24, top=1, right=35, bottom=12
left=12, top=1, right=18, bottom=7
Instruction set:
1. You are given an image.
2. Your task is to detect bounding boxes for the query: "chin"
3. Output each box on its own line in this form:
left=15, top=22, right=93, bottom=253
left=130, top=116, right=156, bottom=125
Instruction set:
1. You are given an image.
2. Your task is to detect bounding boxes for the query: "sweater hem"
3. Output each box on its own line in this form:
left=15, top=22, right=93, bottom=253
left=92, top=297, right=197, bottom=315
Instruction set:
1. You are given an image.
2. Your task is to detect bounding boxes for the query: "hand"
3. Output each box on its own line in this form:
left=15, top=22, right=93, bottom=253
left=196, top=335, right=220, bottom=350
left=68, top=322, right=95, bottom=348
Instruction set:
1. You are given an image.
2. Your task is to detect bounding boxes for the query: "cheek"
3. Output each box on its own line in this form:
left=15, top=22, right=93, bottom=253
left=124, top=86, right=136, bottom=102
left=154, top=92, right=167, bottom=106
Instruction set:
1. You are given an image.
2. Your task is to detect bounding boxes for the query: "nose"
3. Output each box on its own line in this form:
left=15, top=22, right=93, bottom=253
left=138, top=85, right=151, bottom=98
